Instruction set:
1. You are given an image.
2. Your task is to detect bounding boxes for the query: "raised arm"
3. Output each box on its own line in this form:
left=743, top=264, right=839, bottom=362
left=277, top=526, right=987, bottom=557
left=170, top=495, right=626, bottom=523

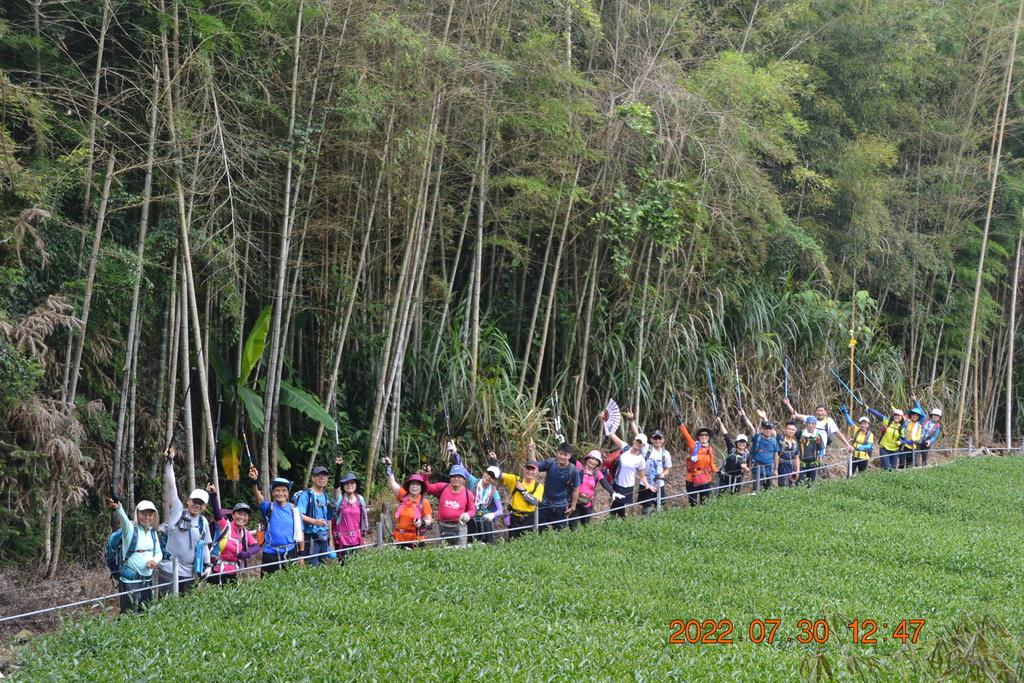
left=738, top=409, right=756, bottom=434
left=381, top=456, right=402, bottom=496
left=248, top=465, right=265, bottom=506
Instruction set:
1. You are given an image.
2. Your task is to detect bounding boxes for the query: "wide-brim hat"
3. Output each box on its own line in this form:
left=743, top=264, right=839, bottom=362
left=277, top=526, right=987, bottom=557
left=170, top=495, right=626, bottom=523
left=448, top=465, right=470, bottom=480
left=403, top=473, right=427, bottom=492
left=339, top=472, right=361, bottom=491
left=584, top=449, right=603, bottom=463
left=695, top=427, right=712, bottom=437
left=232, top=502, right=253, bottom=515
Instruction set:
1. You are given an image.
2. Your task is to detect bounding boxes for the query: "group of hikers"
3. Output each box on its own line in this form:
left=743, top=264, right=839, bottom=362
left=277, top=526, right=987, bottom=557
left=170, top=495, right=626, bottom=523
left=105, top=393, right=943, bottom=615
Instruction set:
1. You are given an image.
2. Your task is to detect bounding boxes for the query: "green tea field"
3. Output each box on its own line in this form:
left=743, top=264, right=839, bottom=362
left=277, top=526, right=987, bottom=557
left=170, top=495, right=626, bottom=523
left=15, top=456, right=1024, bottom=681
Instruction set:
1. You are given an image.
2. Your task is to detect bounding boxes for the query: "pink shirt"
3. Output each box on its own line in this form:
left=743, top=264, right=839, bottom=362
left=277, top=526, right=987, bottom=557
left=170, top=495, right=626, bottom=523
left=576, top=466, right=605, bottom=506
left=426, top=482, right=476, bottom=522
left=334, top=498, right=364, bottom=547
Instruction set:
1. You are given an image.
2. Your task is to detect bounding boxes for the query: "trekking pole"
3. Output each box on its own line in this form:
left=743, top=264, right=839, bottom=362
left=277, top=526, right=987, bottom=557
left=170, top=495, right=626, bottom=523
left=165, top=366, right=197, bottom=453
left=783, top=357, right=790, bottom=403
left=212, top=394, right=223, bottom=487
left=706, top=366, right=719, bottom=416
left=551, top=390, right=565, bottom=442
left=829, top=368, right=866, bottom=407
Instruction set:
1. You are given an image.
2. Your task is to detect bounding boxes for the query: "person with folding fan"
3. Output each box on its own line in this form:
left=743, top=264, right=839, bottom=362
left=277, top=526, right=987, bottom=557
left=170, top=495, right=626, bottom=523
left=602, top=401, right=655, bottom=517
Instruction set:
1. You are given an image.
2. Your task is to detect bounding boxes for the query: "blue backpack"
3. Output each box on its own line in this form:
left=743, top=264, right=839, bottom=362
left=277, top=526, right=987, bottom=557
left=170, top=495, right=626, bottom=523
left=105, top=527, right=157, bottom=583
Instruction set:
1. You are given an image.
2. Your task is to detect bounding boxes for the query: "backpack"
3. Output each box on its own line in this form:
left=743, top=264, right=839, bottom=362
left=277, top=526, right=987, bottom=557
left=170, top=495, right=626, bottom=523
left=159, top=511, right=207, bottom=557
left=602, top=447, right=623, bottom=485
left=293, top=489, right=335, bottom=532
left=105, top=526, right=157, bottom=583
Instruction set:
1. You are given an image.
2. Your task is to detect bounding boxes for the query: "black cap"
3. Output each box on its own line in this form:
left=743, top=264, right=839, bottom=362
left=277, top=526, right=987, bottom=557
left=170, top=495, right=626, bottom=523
left=311, top=466, right=330, bottom=476
left=762, top=421, right=774, bottom=429
left=524, top=460, right=540, bottom=468
left=651, top=429, right=665, bottom=439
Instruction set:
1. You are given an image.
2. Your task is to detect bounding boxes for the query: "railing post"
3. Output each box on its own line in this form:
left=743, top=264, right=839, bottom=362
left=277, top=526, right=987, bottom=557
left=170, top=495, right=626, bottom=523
left=171, top=559, right=179, bottom=595
left=375, top=522, right=383, bottom=548
left=656, top=483, right=662, bottom=512
left=533, top=507, right=539, bottom=532
left=848, top=452, right=853, bottom=477
left=968, top=436, right=974, bottom=453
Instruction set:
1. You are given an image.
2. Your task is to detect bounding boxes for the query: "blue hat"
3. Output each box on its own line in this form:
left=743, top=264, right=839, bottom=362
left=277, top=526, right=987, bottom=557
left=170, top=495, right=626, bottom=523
left=338, top=472, right=360, bottom=491
left=909, top=407, right=926, bottom=420
left=804, top=416, right=818, bottom=425
left=448, top=465, right=470, bottom=480
left=270, top=477, right=292, bottom=491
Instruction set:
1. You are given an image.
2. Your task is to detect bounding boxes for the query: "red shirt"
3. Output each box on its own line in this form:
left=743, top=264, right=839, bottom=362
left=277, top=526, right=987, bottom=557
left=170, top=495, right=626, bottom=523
left=425, top=482, right=476, bottom=522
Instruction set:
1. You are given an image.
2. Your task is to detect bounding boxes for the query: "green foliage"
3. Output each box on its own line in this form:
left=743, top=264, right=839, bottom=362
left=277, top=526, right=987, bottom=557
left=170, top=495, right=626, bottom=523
left=240, top=306, right=271, bottom=386
left=278, top=380, right=336, bottom=432
left=15, top=458, right=1024, bottom=680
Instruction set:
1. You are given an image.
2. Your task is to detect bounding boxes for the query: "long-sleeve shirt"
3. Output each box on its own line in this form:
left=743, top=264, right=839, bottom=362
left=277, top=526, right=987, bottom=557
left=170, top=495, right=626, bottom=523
left=921, top=418, right=941, bottom=445
left=115, top=505, right=161, bottom=581
left=678, top=425, right=719, bottom=482
left=867, top=407, right=905, bottom=451
left=159, top=459, right=212, bottom=577
left=209, top=491, right=260, bottom=568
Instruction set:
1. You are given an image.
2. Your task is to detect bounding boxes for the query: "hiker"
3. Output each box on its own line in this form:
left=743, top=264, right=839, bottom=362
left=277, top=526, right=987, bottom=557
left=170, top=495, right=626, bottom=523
left=776, top=420, right=800, bottom=486
left=866, top=404, right=906, bottom=470
left=571, top=450, right=614, bottom=527
left=744, top=409, right=780, bottom=491
left=332, top=456, right=368, bottom=559
left=421, top=449, right=476, bottom=546
left=840, top=407, right=874, bottom=475
left=382, top=458, right=433, bottom=548
left=159, top=447, right=212, bottom=594
left=902, top=401, right=927, bottom=468
left=294, top=465, right=336, bottom=566
left=107, top=497, right=161, bottom=614
left=469, top=460, right=503, bottom=544
left=533, top=441, right=581, bottom=531
left=784, top=398, right=854, bottom=452
left=919, top=408, right=942, bottom=467
left=607, top=415, right=655, bottom=517
left=492, top=454, right=544, bottom=539
left=639, top=429, right=672, bottom=514
left=207, top=484, right=261, bottom=584
left=249, top=465, right=305, bottom=574
left=718, top=423, right=750, bottom=495
left=796, top=417, right=826, bottom=485
left=677, top=420, right=719, bottom=505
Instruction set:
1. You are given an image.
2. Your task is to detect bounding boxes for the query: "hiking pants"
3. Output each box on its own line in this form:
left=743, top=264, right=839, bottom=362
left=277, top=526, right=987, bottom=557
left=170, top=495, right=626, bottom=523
left=777, top=459, right=796, bottom=486
left=897, top=448, right=913, bottom=469
left=119, top=578, right=153, bottom=614
left=302, top=534, right=332, bottom=566
left=261, top=548, right=297, bottom=576
left=467, top=516, right=495, bottom=544
left=437, top=520, right=467, bottom=546
left=798, top=460, right=819, bottom=485
left=879, top=447, right=899, bottom=470
left=752, top=463, right=773, bottom=491
left=851, top=458, right=868, bottom=475
left=507, top=512, right=534, bottom=539
left=718, top=473, right=743, bottom=495
left=686, top=481, right=711, bottom=506
left=638, top=486, right=661, bottom=513
left=538, top=504, right=568, bottom=531
left=568, top=505, right=594, bottom=529
left=610, top=484, right=633, bottom=517
left=918, top=445, right=931, bottom=467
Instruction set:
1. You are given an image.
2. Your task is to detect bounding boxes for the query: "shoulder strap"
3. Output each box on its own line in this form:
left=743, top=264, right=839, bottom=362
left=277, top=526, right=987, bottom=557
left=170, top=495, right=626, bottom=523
left=123, top=527, right=139, bottom=560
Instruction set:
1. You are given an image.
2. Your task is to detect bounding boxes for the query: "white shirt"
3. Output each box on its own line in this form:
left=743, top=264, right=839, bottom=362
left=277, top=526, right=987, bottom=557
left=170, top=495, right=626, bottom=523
left=614, top=450, right=645, bottom=487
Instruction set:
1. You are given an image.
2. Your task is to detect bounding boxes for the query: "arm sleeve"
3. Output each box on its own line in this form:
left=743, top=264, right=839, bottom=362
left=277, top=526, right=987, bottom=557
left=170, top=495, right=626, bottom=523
left=237, top=530, right=262, bottom=560
left=520, top=484, right=541, bottom=506
left=599, top=475, right=614, bottom=495
left=678, top=424, right=695, bottom=453
left=842, top=411, right=856, bottom=428
left=210, top=491, right=223, bottom=522
left=116, top=505, right=133, bottom=555
left=491, top=491, right=503, bottom=516
left=867, top=407, right=886, bottom=422
left=164, top=457, right=182, bottom=520
left=723, top=433, right=734, bottom=453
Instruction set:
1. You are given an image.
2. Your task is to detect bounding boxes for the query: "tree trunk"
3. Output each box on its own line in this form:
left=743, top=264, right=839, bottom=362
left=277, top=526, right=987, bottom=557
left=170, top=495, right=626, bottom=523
left=1007, top=227, right=1022, bottom=446
left=66, top=153, right=116, bottom=406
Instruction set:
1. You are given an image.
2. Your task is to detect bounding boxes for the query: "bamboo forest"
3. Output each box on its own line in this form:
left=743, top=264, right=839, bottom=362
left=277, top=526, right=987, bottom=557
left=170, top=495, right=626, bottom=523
left=1, top=0, right=1023, bottom=573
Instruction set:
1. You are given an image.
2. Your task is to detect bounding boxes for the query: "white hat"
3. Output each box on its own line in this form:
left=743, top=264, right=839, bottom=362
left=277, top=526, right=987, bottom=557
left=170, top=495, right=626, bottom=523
left=135, top=500, right=157, bottom=513
left=857, top=416, right=870, bottom=424
left=930, top=408, right=942, bottom=417
left=485, top=465, right=501, bottom=479
left=735, top=434, right=748, bottom=442
left=634, top=434, right=649, bottom=447
left=188, top=489, right=210, bottom=505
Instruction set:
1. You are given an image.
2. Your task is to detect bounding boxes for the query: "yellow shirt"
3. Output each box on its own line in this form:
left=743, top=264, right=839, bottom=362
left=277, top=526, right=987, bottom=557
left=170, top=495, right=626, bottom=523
left=499, top=473, right=544, bottom=514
